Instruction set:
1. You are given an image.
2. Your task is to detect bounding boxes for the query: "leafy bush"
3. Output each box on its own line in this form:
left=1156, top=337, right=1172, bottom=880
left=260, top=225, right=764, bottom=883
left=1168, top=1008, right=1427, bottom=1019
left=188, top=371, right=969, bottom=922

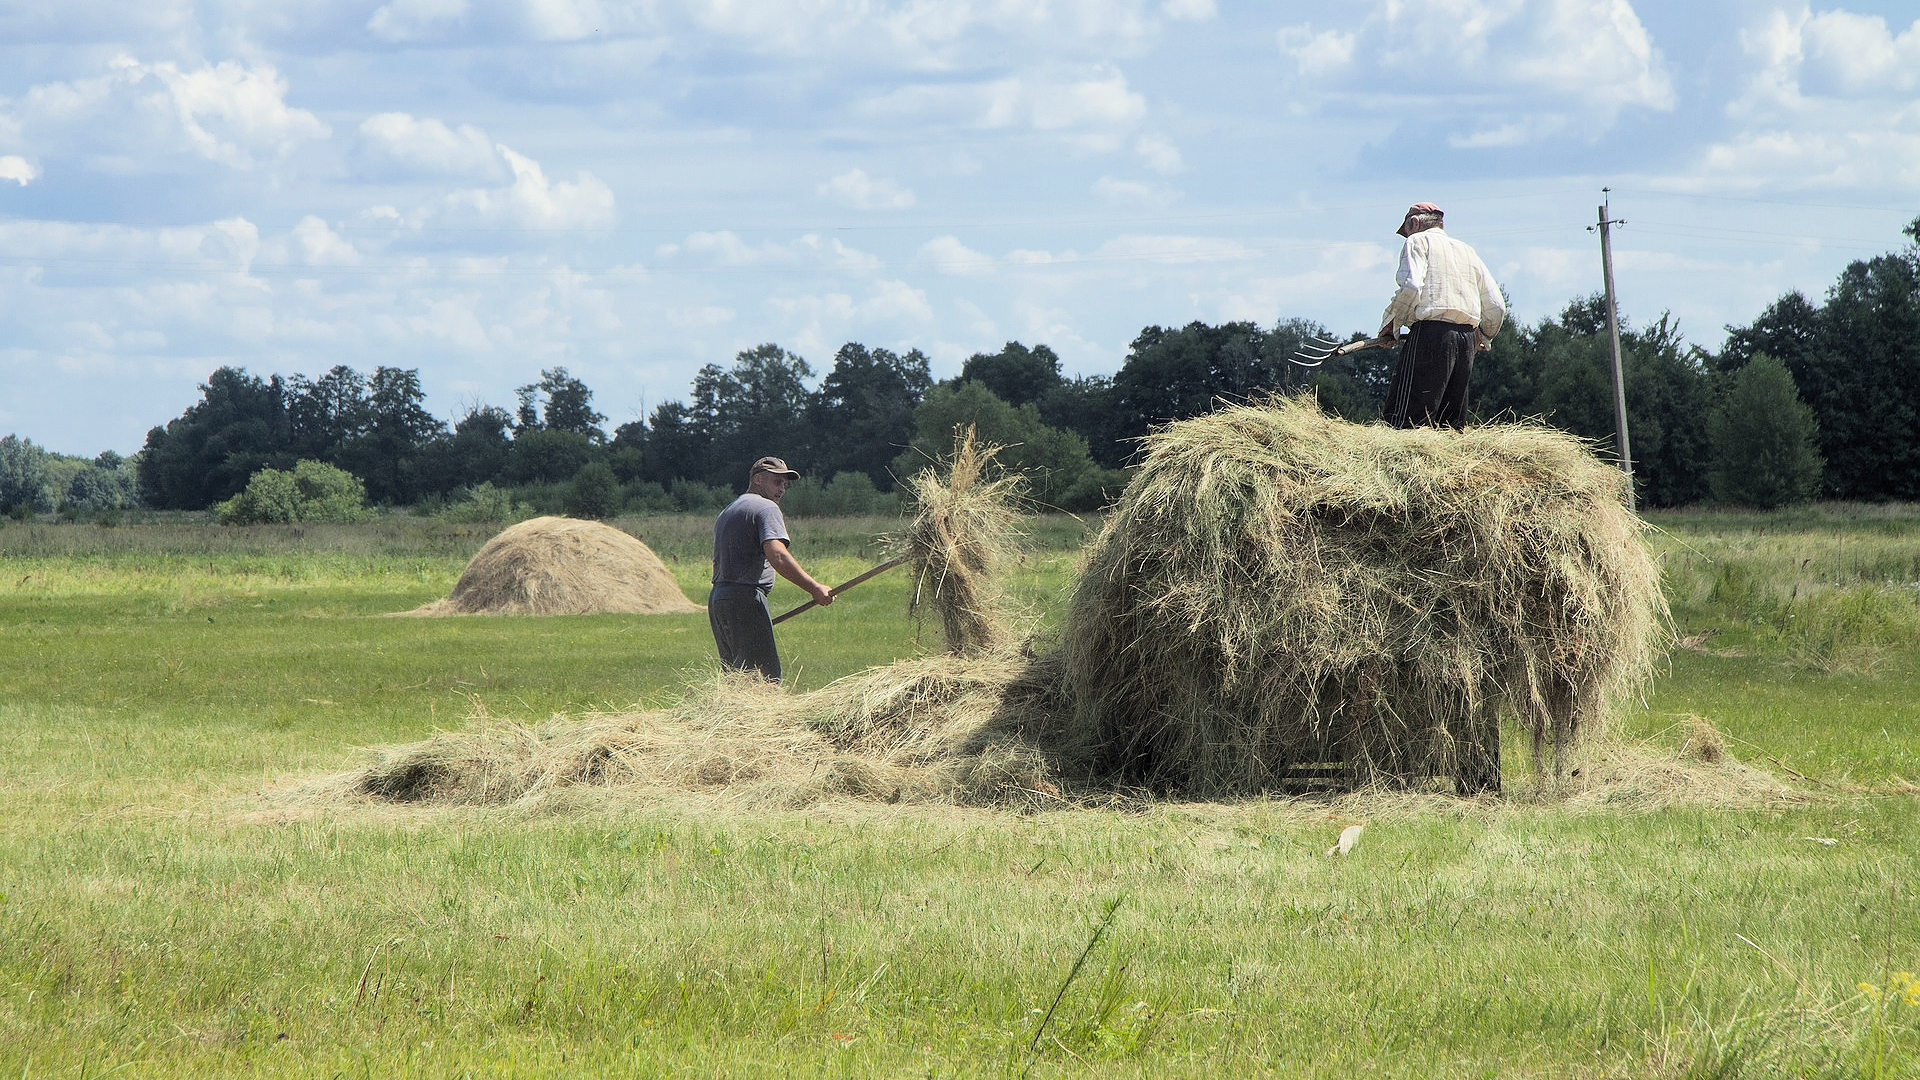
left=435, top=482, right=534, bottom=524
left=622, top=481, right=678, bottom=513
left=215, top=461, right=372, bottom=524
left=669, top=478, right=733, bottom=513
left=564, top=462, right=623, bottom=519
left=781, top=472, right=900, bottom=516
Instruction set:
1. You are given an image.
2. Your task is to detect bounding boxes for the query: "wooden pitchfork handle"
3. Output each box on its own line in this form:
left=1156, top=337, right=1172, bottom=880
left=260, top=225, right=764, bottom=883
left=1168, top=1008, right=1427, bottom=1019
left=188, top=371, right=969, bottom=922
left=771, top=554, right=911, bottom=625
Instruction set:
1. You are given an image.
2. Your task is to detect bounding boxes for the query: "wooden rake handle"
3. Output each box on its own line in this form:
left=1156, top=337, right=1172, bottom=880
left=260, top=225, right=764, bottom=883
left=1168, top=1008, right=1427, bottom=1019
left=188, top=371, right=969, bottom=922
left=771, top=554, right=910, bottom=625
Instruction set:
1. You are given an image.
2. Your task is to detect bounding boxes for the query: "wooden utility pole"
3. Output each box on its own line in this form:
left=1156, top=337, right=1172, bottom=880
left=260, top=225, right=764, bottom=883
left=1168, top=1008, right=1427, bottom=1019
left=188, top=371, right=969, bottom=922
left=1591, top=188, right=1635, bottom=507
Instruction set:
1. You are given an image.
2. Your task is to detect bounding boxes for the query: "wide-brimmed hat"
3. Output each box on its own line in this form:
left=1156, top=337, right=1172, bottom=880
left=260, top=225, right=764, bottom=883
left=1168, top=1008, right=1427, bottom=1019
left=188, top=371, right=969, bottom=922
left=750, top=455, right=800, bottom=479
left=1397, top=202, right=1444, bottom=237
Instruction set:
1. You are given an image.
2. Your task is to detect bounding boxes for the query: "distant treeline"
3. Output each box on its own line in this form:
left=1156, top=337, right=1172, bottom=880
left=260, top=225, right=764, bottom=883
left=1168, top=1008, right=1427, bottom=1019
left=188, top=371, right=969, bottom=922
left=4, top=218, right=1916, bottom=520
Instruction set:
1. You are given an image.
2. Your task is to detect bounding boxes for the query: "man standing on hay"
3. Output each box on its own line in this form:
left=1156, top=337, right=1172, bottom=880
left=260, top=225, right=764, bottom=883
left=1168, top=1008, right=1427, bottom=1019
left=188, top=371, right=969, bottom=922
left=709, top=456, right=834, bottom=682
left=1377, top=202, right=1505, bottom=430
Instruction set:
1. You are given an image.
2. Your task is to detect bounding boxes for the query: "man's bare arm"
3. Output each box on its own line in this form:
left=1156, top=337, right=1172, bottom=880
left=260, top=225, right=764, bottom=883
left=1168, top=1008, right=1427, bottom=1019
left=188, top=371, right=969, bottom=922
left=764, top=539, right=833, bottom=605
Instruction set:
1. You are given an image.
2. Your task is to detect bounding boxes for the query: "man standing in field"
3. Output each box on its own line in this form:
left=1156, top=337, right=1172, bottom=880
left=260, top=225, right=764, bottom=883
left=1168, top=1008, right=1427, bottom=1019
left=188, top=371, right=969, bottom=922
left=709, top=456, right=834, bottom=682
left=1377, top=202, right=1506, bottom=429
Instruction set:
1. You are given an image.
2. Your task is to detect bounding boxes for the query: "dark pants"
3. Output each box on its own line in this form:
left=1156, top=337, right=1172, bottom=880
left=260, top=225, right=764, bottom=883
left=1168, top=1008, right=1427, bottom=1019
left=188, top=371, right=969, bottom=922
left=708, top=584, right=781, bottom=682
left=1382, top=319, right=1477, bottom=430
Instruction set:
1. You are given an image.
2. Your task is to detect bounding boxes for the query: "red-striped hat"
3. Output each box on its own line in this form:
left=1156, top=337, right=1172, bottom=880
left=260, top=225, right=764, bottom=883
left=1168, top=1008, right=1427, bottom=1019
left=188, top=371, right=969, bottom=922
left=1398, top=203, right=1444, bottom=236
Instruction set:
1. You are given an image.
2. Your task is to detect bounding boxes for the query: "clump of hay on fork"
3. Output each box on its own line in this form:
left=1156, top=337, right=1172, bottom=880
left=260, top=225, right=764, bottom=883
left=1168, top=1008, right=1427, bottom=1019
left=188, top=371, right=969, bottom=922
left=896, top=425, right=1026, bottom=656
left=403, top=516, right=700, bottom=616
left=1050, top=394, right=1669, bottom=797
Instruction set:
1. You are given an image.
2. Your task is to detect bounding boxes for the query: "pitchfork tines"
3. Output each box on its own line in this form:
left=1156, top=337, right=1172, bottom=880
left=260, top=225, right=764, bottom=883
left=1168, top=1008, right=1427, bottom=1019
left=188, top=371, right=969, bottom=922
left=1289, top=334, right=1396, bottom=368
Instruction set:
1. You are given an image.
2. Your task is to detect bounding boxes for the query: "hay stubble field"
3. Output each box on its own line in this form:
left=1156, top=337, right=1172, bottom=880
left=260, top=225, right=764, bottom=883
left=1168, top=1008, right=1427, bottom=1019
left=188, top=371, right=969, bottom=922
left=2, top=508, right=1918, bottom=1077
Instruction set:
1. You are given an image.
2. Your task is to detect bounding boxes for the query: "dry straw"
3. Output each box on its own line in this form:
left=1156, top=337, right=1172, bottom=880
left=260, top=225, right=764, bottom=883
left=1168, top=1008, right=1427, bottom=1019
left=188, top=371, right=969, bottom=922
left=1050, top=394, right=1669, bottom=797
left=896, top=425, right=1025, bottom=655
left=342, top=659, right=1058, bottom=810
left=402, top=516, right=701, bottom=616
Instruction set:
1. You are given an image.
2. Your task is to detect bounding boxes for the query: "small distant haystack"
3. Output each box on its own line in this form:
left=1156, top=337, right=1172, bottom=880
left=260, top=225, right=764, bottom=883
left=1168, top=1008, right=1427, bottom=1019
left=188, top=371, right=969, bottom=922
left=1053, top=395, right=1668, bottom=796
left=898, top=427, right=1025, bottom=655
left=409, top=516, right=701, bottom=616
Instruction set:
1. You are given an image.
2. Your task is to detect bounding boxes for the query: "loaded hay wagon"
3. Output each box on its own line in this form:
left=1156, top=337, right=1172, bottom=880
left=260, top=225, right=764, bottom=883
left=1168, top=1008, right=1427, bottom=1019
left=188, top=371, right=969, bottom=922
left=1040, top=396, right=1667, bottom=797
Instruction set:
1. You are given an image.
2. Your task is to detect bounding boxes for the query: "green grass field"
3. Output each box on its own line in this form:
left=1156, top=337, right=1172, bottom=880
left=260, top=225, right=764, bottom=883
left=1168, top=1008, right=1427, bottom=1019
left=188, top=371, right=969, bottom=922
left=2, top=509, right=1917, bottom=1078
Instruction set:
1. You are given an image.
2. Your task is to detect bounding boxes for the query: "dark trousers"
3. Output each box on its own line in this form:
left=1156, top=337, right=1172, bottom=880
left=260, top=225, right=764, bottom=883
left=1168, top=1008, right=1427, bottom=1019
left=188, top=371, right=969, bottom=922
left=1382, top=319, right=1477, bottom=430
left=708, top=584, right=781, bottom=682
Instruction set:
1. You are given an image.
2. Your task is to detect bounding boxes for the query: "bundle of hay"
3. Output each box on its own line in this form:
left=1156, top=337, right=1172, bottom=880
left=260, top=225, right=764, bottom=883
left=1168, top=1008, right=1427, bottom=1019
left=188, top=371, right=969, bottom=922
left=897, top=426, right=1025, bottom=655
left=1051, top=395, right=1668, bottom=796
left=407, top=516, right=700, bottom=616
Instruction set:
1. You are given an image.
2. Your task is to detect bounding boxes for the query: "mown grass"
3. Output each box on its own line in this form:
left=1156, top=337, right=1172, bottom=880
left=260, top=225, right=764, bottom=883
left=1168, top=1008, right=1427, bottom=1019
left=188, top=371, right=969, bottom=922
left=2, top=508, right=1917, bottom=1078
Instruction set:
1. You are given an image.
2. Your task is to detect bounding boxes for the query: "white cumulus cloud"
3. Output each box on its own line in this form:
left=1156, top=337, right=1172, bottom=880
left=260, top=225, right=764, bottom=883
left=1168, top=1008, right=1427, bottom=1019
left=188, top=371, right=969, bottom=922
left=1680, top=7, right=1920, bottom=193
left=0, top=156, right=36, bottom=185
left=12, top=56, right=328, bottom=172
left=357, top=112, right=505, bottom=181
left=863, top=66, right=1147, bottom=147
left=820, top=168, right=916, bottom=210
left=1134, top=133, right=1183, bottom=174
left=1276, top=25, right=1356, bottom=78
left=1800, top=10, right=1920, bottom=96
left=439, top=145, right=615, bottom=228
left=367, top=0, right=470, bottom=42
left=1274, top=0, right=1673, bottom=136
left=920, top=235, right=994, bottom=276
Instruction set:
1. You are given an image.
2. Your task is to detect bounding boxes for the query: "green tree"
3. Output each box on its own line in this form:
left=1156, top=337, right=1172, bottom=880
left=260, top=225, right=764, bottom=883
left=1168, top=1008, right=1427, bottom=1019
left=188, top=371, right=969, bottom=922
left=515, top=367, right=607, bottom=439
left=1112, top=321, right=1272, bottom=442
left=957, top=342, right=1063, bottom=406
left=214, top=460, right=371, bottom=524
left=63, top=458, right=136, bottom=514
left=686, top=344, right=814, bottom=487
left=637, top=401, right=703, bottom=486
left=898, top=381, right=1122, bottom=511
left=564, top=461, right=623, bottom=519
left=335, top=367, right=446, bottom=504
left=137, top=367, right=293, bottom=509
left=1706, top=353, right=1822, bottom=509
left=1474, top=297, right=1712, bottom=507
left=1107, top=320, right=1333, bottom=461
left=1036, top=374, right=1127, bottom=468
left=1719, top=219, right=1920, bottom=500
left=504, top=429, right=594, bottom=485
left=0, top=434, right=57, bottom=514
left=286, top=365, right=369, bottom=460
left=806, top=343, right=931, bottom=489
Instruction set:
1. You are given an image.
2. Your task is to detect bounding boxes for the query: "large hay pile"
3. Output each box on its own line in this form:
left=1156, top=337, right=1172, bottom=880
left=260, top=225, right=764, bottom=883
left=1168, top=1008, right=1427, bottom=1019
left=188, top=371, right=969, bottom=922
left=407, top=516, right=701, bottom=616
left=1049, top=396, right=1668, bottom=796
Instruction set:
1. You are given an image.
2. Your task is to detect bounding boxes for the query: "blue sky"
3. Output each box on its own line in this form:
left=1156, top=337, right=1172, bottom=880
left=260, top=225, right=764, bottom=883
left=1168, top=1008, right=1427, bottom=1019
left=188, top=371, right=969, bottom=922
left=3, top=0, right=1918, bottom=456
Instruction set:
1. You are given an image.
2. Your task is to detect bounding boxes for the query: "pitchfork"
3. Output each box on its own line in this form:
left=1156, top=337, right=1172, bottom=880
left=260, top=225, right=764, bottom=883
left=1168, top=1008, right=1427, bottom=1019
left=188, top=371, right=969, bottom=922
left=1288, top=333, right=1398, bottom=368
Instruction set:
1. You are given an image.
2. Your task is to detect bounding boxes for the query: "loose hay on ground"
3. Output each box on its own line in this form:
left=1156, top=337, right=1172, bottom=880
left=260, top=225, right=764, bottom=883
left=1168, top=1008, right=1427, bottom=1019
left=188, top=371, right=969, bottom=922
left=325, top=658, right=1062, bottom=811
left=403, top=515, right=701, bottom=616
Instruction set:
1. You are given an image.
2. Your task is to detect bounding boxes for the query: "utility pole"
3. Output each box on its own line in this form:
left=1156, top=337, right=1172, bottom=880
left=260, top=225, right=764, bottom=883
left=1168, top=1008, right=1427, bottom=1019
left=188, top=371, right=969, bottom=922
left=1589, top=188, right=1635, bottom=507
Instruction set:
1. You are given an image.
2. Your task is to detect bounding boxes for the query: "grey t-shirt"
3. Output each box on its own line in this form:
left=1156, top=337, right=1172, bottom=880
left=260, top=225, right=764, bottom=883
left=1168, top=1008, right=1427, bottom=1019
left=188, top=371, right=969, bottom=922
left=711, top=493, right=790, bottom=589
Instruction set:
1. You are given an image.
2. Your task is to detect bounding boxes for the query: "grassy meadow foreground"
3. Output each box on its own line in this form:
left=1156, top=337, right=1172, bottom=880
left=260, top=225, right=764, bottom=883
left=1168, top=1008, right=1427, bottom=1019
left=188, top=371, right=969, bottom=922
left=2, top=508, right=1918, bottom=1078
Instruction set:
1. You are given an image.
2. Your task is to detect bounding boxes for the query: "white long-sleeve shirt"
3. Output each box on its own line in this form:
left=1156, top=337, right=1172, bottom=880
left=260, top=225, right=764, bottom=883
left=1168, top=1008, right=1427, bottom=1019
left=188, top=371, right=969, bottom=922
left=1379, top=227, right=1505, bottom=338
